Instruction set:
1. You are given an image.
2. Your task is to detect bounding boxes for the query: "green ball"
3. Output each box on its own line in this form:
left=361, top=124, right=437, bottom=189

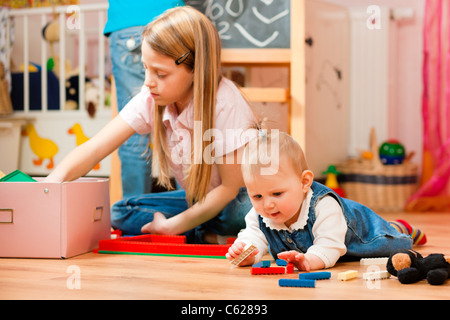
left=379, top=140, right=405, bottom=165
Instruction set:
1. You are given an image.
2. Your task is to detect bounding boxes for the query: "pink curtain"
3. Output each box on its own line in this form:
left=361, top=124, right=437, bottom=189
left=407, top=0, right=450, bottom=211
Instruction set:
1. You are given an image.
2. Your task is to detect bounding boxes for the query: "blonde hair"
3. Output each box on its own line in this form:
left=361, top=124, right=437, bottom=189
left=142, top=6, right=222, bottom=206
left=241, top=129, right=309, bottom=181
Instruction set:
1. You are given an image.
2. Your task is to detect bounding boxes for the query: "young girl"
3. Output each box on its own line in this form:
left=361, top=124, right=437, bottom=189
left=46, top=6, right=257, bottom=243
left=226, top=130, right=426, bottom=271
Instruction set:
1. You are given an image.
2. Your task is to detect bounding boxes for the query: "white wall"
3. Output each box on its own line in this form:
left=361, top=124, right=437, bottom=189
left=321, top=0, right=425, bottom=168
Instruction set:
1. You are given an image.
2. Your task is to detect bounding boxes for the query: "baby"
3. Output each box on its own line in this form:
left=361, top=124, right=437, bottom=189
left=226, top=130, right=425, bottom=271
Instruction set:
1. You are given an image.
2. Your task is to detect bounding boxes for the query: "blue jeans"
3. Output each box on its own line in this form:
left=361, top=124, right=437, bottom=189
left=111, top=188, right=253, bottom=243
left=109, top=26, right=152, bottom=197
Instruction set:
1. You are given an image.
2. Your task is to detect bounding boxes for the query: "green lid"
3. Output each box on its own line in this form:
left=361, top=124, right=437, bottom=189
left=0, top=170, right=37, bottom=182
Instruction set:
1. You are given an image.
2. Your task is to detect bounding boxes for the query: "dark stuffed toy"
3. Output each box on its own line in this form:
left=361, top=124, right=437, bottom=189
left=387, top=249, right=450, bottom=285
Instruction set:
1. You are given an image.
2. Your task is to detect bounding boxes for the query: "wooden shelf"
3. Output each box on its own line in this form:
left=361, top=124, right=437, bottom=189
left=241, top=87, right=290, bottom=103
left=219, top=0, right=305, bottom=148
left=222, top=48, right=291, bottom=65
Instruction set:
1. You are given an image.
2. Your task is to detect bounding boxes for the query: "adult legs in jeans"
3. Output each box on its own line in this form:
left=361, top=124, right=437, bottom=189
left=111, top=189, right=189, bottom=236
left=109, top=26, right=152, bottom=197
left=111, top=188, right=252, bottom=243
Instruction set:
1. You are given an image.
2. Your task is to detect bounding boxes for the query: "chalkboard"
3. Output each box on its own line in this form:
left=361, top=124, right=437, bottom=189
left=186, top=0, right=291, bottom=48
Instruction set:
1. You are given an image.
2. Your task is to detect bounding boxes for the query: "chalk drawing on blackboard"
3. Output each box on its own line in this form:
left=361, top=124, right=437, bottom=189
left=252, top=7, right=289, bottom=24
left=234, top=23, right=279, bottom=48
left=186, top=0, right=291, bottom=49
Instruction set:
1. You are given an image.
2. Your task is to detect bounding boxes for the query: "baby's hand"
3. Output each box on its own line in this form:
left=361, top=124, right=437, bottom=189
left=277, top=251, right=311, bottom=271
left=226, top=242, right=259, bottom=267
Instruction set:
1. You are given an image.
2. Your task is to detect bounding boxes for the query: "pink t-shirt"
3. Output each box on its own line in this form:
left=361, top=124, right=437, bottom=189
left=119, top=77, right=257, bottom=191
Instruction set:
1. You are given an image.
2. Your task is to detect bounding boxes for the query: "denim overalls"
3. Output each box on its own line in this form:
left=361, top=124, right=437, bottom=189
left=259, top=181, right=413, bottom=260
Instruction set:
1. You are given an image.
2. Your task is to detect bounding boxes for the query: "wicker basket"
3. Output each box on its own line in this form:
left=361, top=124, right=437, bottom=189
left=336, top=129, right=419, bottom=212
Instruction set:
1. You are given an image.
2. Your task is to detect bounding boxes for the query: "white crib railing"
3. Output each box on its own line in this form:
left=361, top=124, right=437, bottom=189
left=6, top=3, right=109, bottom=114
left=3, top=3, right=111, bottom=177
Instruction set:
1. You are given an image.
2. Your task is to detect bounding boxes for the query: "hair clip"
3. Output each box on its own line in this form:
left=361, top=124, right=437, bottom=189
left=175, top=51, right=191, bottom=65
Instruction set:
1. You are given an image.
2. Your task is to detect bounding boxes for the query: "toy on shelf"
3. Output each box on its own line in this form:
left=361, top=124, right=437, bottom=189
left=387, top=249, right=450, bottom=285
left=0, top=61, right=13, bottom=116
left=322, top=165, right=345, bottom=197
left=42, top=19, right=72, bottom=79
left=336, top=128, right=419, bottom=212
left=379, top=139, right=406, bottom=165
left=96, top=234, right=231, bottom=259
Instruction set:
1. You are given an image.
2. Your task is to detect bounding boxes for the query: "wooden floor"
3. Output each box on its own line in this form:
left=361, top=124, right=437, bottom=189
left=1, top=211, right=450, bottom=301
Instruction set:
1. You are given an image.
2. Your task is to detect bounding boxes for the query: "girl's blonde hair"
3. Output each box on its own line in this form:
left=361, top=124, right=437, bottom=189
left=241, top=128, right=309, bottom=181
left=142, top=6, right=221, bottom=206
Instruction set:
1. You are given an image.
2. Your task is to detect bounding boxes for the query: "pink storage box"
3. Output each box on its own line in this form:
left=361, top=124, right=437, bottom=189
left=0, top=177, right=111, bottom=258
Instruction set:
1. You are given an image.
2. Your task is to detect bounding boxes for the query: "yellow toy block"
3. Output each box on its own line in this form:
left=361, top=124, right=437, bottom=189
left=338, top=270, right=358, bottom=281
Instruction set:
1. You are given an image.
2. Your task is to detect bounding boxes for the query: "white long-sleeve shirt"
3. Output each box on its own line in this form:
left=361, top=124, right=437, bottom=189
left=236, top=189, right=348, bottom=268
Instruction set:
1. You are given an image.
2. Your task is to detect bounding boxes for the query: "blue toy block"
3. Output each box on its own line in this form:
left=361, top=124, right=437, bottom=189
left=299, top=272, right=331, bottom=280
left=276, top=259, right=287, bottom=266
left=279, top=279, right=315, bottom=288
left=262, top=260, right=271, bottom=267
left=252, top=260, right=271, bottom=268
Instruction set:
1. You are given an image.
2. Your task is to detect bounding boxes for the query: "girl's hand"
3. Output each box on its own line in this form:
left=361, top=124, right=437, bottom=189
left=141, top=212, right=173, bottom=235
left=277, top=251, right=311, bottom=271
left=226, top=242, right=259, bottom=267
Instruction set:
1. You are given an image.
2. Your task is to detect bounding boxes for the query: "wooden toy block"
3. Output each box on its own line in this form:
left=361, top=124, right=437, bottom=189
left=276, top=259, right=287, bottom=266
left=279, top=279, right=315, bottom=288
left=231, top=243, right=257, bottom=266
left=252, top=260, right=271, bottom=268
left=337, top=270, right=358, bottom=281
left=363, top=270, right=391, bottom=280
left=299, top=272, right=331, bottom=280
left=251, top=267, right=286, bottom=275
left=360, top=257, right=389, bottom=266
left=286, top=263, right=294, bottom=274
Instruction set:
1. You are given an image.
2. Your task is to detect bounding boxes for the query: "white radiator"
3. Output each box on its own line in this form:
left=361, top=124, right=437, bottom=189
left=348, top=6, right=390, bottom=156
